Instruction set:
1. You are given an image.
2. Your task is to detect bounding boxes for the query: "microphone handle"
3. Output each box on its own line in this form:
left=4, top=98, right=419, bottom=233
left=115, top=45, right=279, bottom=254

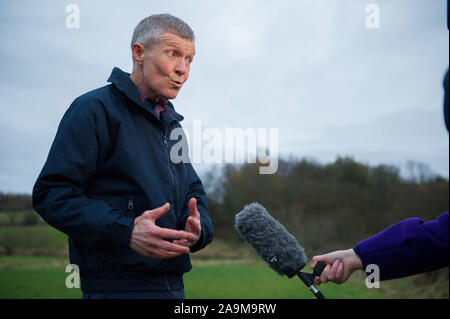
left=297, top=261, right=326, bottom=299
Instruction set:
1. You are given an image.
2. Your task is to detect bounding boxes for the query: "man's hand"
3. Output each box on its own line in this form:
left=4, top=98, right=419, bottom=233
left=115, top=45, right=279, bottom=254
left=129, top=203, right=197, bottom=259
left=173, top=198, right=202, bottom=248
left=310, top=249, right=363, bottom=285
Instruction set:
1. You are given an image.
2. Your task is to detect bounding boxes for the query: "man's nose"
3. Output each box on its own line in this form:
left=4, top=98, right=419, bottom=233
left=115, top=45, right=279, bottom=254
left=174, top=59, right=188, bottom=76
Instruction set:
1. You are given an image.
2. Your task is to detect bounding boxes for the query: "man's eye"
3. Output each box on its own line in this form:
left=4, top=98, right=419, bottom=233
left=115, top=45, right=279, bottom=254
left=168, top=51, right=175, bottom=57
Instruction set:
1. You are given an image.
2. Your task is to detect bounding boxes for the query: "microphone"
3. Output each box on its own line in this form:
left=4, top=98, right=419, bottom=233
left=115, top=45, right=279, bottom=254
left=234, top=202, right=326, bottom=299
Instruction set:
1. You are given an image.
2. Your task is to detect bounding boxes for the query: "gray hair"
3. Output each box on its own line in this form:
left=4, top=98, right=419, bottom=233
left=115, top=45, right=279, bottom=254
left=131, top=14, right=195, bottom=59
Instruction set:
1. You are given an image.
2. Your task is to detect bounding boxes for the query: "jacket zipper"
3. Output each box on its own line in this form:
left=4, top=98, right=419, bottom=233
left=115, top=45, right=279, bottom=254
left=164, top=275, right=171, bottom=291
left=162, top=130, right=175, bottom=187
left=127, top=199, right=134, bottom=217
left=162, top=128, right=174, bottom=292
left=128, top=199, right=134, bottom=210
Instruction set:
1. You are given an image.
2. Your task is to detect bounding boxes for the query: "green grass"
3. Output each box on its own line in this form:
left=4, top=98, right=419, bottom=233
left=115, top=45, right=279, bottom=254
left=0, top=268, right=82, bottom=299
left=0, top=211, right=46, bottom=226
left=0, top=256, right=79, bottom=298
left=0, top=256, right=387, bottom=299
left=0, top=239, right=446, bottom=299
left=0, top=255, right=68, bottom=268
left=0, top=225, right=68, bottom=255
left=184, top=262, right=387, bottom=299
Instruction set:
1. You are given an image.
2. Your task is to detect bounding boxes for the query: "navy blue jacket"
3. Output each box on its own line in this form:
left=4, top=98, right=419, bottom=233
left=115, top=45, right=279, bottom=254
left=32, top=67, right=214, bottom=293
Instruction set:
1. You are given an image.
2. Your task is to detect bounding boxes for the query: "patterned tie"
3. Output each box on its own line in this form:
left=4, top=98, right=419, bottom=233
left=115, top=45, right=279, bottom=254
left=154, top=98, right=168, bottom=119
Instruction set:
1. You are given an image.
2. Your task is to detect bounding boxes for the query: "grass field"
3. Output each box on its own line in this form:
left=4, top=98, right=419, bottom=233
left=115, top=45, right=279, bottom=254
left=0, top=211, right=46, bottom=225
left=184, top=261, right=387, bottom=299
left=0, top=222, right=447, bottom=299
left=0, top=225, right=68, bottom=255
left=0, top=256, right=387, bottom=299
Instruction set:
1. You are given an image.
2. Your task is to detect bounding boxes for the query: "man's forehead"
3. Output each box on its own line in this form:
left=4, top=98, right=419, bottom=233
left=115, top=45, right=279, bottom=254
left=158, top=32, right=195, bottom=53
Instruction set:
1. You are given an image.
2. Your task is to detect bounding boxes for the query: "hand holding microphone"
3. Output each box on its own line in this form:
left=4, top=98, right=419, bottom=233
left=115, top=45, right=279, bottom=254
left=310, top=249, right=363, bottom=285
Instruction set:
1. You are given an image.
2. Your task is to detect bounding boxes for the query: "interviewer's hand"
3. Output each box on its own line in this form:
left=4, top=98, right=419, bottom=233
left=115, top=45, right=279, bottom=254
left=130, top=203, right=197, bottom=259
left=310, top=249, right=363, bottom=286
left=173, top=198, right=202, bottom=248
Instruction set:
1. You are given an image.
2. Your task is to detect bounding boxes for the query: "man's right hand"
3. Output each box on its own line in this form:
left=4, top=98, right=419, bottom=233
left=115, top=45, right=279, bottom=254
left=129, top=203, right=197, bottom=259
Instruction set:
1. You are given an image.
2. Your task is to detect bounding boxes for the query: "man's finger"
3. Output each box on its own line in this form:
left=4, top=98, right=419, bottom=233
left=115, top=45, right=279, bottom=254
left=173, top=239, right=190, bottom=247
left=188, top=198, right=200, bottom=218
left=146, top=246, right=184, bottom=259
left=157, top=239, right=190, bottom=254
left=187, top=216, right=201, bottom=235
left=145, top=203, right=170, bottom=220
left=156, top=226, right=197, bottom=242
left=155, top=249, right=183, bottom=259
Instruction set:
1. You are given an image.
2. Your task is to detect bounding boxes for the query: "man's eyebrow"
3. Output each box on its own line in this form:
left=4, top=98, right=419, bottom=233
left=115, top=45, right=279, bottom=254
left=163, top=42, right=195, bottom=56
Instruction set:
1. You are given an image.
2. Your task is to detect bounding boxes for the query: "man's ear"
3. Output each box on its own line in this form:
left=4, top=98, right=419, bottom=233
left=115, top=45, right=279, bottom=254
left=132, top=43, right=145, bottom=66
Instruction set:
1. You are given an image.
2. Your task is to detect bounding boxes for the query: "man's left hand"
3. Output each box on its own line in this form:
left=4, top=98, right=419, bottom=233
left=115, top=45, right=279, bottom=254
left=174, top=198, right=201, bottom=248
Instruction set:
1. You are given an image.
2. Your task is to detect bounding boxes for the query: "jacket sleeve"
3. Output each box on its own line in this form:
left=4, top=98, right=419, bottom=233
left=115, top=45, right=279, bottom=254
left=355, top=212, right=449, bottom=281
left=180, top=163, right=214, bottom=253
left=32, top=96, right=134, bottom=250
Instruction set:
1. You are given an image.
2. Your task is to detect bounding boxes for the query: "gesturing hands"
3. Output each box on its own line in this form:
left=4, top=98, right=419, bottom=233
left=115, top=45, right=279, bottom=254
left=129, top=202, right=198, bottom=259
left=173, top=198, right=202, bottom=248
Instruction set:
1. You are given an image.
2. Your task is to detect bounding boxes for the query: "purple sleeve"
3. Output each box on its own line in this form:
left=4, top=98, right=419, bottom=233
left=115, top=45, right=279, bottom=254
left=356, top=212, right=449, bottom=281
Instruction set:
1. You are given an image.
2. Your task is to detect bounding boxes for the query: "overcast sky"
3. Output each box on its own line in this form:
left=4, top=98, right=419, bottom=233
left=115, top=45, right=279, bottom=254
left=0, top=0, right=448, bottom=193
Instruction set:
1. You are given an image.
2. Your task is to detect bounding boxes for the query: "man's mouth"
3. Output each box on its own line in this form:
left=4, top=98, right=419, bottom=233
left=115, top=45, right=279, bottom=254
left=170, top=80, right=183, bottom=88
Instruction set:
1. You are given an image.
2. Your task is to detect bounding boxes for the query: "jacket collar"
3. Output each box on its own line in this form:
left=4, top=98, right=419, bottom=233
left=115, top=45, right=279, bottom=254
left=107, top=67, right=184, bottom=123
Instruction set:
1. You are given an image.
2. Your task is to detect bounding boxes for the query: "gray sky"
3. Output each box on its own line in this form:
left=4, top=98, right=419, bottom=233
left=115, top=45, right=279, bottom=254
left=0, top=0, right=448, bottom=193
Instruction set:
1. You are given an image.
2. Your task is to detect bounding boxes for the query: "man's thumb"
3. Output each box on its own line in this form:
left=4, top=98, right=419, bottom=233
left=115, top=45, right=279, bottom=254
left=188, top=198, right=197, bottom=216
left=147, top=203, right=170, bottom=220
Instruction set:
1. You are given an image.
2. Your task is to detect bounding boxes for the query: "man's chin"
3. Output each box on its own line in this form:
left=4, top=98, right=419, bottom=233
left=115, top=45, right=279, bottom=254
left=164, top=89, right=181, bottom=100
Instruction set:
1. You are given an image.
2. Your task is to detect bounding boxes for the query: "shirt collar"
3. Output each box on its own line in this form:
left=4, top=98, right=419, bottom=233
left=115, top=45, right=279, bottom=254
left=107, top=67, right=184, bottom=122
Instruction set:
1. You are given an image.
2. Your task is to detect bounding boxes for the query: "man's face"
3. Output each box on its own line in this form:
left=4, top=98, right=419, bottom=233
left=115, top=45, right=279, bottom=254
left=140, top=32, right=195, bottom=100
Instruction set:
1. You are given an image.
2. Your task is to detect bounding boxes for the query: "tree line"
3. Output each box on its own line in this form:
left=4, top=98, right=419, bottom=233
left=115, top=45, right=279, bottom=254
left=203, top=156, right=449, bottom=254
left=1, top=156, right=448, bottom=253
left=0, top=193, right=32, bottom=212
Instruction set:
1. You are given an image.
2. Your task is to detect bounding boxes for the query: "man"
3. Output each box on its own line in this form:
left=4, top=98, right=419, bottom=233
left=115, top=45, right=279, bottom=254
left=32, top=14, right=214, bottom=299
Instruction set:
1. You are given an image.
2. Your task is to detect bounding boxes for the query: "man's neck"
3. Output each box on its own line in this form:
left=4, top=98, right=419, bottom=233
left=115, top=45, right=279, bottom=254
left=130, top=68, right=157, bottom=101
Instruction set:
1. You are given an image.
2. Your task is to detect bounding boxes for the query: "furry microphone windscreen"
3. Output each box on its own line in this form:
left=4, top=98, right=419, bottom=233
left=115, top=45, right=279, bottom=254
left=234, top=202, right=307, bottom=278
